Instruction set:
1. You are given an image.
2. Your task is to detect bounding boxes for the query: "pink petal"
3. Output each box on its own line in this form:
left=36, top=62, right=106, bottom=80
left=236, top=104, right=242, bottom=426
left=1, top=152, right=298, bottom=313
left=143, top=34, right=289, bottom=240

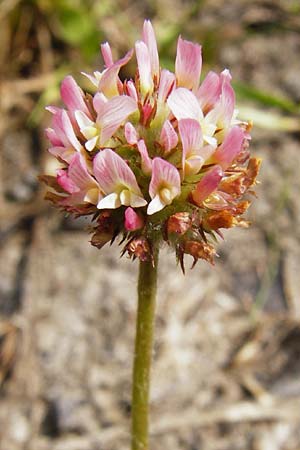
left=135, top=41, right=153, bottom=95
left=179, top=118, right=203, bottom=157
left=191, top=165, right=223, bottom=205
left=98, top=49, right=133, bottom=98
left=60, top=110, right=82, bottom=151
left=45, top=127, right=63, bottom=146
left=212, top=126, right=244, bottom=169
left=52, top=109, right=82, bottom=151
left=93, top=92, right=108, bottom=114
left=101, top=42, right=114, bottom=67
left=167, top=88, right=202, bottom=121
left=206, top=70, right=235, bottom=127
left=137, top=140, right=152, bottom=175
left=158, top=69, right=176, bottom=102
left=175, top=36, right=202, bottom=91
left=149, top=157, right=181, bottom=199
left=98, top=96, right=138, bottom=144
left=196, top=71, right=221, bottom=110
left=125, top=122, right=139, bottom=145
left=159, top=120, right=178, bottom=153
left=179, top=118, right=203, bottom=176
left=93, top=148, right=143, bottom=195
left=125, top=80, right=138, bottom=102
left=60, top=76, right=90, bottom=117
left=142, top=20, right=159, bottom=78
left=46, top=105, right=60, bottom=115
left=48, top=146, right=75, bottom=163
left=57, top=169, right=79, bottom=194
left=220, top=69, right=235, bottom=126
left=124, top=207, right=144, bottom=231
left=68, top=153, right=96, bottom=189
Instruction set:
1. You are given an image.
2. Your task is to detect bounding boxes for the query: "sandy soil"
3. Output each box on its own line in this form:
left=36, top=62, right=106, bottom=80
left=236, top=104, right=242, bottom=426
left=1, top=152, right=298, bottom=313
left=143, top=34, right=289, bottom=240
left=1, top=1, right=300, bottom=449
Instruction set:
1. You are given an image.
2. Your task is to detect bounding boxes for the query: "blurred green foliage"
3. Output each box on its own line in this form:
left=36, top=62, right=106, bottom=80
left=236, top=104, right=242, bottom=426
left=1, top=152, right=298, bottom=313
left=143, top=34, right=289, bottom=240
left=32, top=0, right=103, bottom=60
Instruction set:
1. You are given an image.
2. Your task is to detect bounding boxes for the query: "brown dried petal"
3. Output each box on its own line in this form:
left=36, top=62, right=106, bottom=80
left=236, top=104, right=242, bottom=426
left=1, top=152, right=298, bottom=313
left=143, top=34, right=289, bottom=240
left=167, top=212, right=192, bottom=235
left=205, top=210, right=236, bottom=230
left=243, top=157, right=262, bottom=189
left=234, top=200, right=250, bottom=215
left=219, top=173, right=246, bottom=197
left=90, top=230, right=114, bottom=249
left=90, top=212, right=115, bottom=249
left=184, top=240, right=216, bottom=265
left=44, top=191, right=65, bottom=205
left=39, top=175, right=67, bottom=193
left=126, top=237, right=152, bottom=262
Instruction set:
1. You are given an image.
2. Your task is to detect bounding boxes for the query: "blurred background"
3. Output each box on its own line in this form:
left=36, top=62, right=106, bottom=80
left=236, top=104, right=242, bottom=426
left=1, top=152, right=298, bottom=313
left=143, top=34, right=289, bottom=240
left=1, top=0, right=300, bottom=449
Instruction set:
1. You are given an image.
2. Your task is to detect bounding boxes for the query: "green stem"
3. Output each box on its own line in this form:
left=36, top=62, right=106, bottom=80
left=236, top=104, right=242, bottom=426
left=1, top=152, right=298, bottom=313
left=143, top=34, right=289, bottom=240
left=131, top=250, right=158, bottom=450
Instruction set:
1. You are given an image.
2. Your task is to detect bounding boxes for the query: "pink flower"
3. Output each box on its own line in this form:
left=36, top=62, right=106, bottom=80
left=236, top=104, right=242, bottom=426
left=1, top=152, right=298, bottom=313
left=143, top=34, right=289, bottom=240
left=147, top=158, right=181, bottom=215
left=157, top=69, right=176, bottom=103
left=179, top=118, right=215, bottom=177
left=46, top=109, right=82, bottom=163
left=167, top=88, right=217, bottom=147
left=137, top=140, right=152, bottom=175
left=191, top=165, right=223, bottom=206
left=142, top=20, right=159, bottom=79
left=135, top=40, right=154, bottom=96
left=125, top=207, right=144, bottom=231
left=93, top=149, right=147, bottom=209
left=125, top=122, right=139, bottom=145
left=75, top=95, right=138, bottom=150
left=101, top=42, right=114, bottom=67
left=159, top=120, right=178, bottom=153
left=42, top=19, right=258, bottom=266
left=211, top=126, right=245, bottom=169
left=196, top=71, right=222, bottom=111
left=60, top=76, right=91, bottom=119
left=57, top=153, right=102, bottom=205
left=175, top=36, right=202, bottom=91
left=204, top=69, right=236, bottom=135
left=82, top=48, right=133, bottom=98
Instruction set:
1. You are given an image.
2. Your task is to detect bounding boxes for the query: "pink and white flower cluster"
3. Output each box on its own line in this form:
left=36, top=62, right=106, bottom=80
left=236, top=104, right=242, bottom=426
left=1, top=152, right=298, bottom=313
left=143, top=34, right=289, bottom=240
left=42, top=20, right=260, bottom=266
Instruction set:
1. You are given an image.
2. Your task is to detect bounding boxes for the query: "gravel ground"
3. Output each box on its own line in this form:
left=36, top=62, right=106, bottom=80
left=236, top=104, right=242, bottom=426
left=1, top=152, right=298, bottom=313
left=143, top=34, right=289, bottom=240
left=1, top=1, right=300, bottom=449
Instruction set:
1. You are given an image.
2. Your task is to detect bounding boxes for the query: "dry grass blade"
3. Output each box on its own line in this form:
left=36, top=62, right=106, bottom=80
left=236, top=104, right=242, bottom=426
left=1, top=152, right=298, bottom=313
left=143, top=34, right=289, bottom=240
left=153, top=399, right=300, bottom=434
left=0, top=321, right=19, bottom=385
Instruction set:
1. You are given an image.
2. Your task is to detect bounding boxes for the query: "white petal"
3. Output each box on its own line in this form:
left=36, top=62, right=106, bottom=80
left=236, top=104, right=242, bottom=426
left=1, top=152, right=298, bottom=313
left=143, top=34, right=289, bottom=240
left=75, top=110, right=95, bottom=129
left=85, top=136, right=99, bottom=151
left=130, top=192, right=147, bottom=208
left=185, top=156, right=204, bottom=176
left=203, top=135, right=217, bottom=147
left=147, top=194, right=166, bottom=215
left=97, top=192, right=121, bottom=209
left=167, top=88, right=203, bottom=121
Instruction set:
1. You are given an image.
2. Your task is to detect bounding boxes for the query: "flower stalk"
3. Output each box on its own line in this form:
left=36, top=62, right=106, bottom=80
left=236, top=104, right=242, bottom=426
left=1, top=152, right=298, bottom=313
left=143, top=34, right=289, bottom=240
left=131, top=249, right=158, bottom=450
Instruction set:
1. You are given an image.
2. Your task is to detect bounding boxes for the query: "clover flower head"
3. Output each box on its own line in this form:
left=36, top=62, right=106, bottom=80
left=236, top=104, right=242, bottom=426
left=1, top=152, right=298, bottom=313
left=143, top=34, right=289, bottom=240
left=42, top=20, right=260, bottom=269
